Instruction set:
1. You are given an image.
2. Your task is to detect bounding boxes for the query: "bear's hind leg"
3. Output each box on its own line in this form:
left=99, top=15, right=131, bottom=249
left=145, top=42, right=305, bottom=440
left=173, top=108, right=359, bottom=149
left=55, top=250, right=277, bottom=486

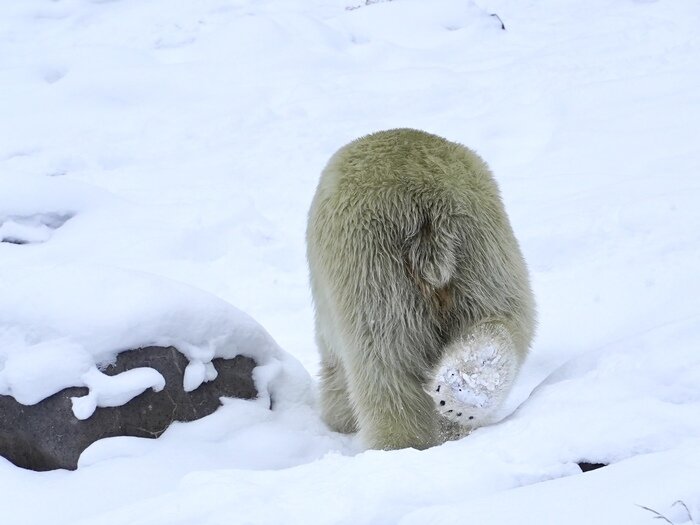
left=319, top=351, right=358, bottom=435
left=346, top=351, right=440, bottom=450
left=426, top=322, right=519, bottom=430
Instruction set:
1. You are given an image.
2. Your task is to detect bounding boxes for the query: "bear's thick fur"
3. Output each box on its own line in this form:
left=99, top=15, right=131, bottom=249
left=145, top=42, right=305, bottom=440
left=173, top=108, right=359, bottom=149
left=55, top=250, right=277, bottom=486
left=306, top=129, right=535, bottom=449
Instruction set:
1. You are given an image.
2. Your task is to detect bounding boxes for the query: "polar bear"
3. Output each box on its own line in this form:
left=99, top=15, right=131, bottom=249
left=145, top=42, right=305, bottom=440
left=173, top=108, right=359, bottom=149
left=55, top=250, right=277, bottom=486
left=306, top=129, right=535, bottom=450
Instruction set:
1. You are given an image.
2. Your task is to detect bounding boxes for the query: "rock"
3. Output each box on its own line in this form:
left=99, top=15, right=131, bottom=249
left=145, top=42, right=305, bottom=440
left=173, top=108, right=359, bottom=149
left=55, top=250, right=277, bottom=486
left=0, top=346, right=256, bottom=471
left=578, top=462, right=607, bottom=472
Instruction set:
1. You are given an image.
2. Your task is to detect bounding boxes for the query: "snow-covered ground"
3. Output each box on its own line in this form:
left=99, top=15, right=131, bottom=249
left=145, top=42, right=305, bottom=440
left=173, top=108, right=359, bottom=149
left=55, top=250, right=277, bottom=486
left=1, top=0, right=699, bottom=523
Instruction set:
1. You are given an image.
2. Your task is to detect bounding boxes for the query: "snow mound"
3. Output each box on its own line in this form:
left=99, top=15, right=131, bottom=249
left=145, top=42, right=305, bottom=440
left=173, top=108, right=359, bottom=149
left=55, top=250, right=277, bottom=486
left=0, top=172, right=115, bottom=217
left=0, top=263, right=310, bottom=419
left=0, top=212, right=73, bottom=245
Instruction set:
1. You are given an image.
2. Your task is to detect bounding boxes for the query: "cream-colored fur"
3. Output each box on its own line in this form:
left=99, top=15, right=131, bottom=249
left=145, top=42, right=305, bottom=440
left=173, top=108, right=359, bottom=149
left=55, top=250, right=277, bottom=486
left=306, top=129, right=535, bottom=450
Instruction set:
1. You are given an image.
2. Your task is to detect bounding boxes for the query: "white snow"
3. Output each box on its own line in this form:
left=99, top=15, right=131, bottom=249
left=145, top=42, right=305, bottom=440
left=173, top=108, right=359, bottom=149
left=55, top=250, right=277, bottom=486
left=0, top=263, right=301, bottom=418
left=1, top=0, right=699, bottom=523
left=71, top=366, right=166, bottom=421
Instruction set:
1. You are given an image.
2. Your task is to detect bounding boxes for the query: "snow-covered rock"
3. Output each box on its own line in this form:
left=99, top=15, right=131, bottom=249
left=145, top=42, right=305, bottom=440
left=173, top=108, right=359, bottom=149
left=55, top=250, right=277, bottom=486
left=0, top=263, right=306, bottom=419
left=0, top=347, right=256, bottom=471
left=0, top=175, right=312, bottom=469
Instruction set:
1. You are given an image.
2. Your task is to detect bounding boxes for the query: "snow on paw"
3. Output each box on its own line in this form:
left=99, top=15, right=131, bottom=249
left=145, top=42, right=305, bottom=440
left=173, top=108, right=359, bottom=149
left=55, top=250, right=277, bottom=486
left=427, top=361, right=491, bottom=426
left=426, top=324, right=517, bottom=428
left=430, top=369, right=477, bottom=424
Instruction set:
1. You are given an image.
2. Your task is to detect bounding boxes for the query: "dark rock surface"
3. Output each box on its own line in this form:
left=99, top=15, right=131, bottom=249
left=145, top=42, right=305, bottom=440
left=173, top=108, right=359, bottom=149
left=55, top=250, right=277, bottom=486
left=578, top=462, right=607, bottom=472
left=0, top=346, right=256, bottom=471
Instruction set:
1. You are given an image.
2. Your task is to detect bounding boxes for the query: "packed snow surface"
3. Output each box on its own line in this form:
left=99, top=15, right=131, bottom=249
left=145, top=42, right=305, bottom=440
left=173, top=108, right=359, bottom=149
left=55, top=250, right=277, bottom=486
left=1, top=0, right=699, bottom=523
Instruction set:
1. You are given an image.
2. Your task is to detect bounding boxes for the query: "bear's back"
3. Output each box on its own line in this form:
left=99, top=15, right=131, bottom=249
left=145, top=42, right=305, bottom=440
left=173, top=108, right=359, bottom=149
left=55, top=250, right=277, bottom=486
left=315, top=129, right=501, bottom=221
